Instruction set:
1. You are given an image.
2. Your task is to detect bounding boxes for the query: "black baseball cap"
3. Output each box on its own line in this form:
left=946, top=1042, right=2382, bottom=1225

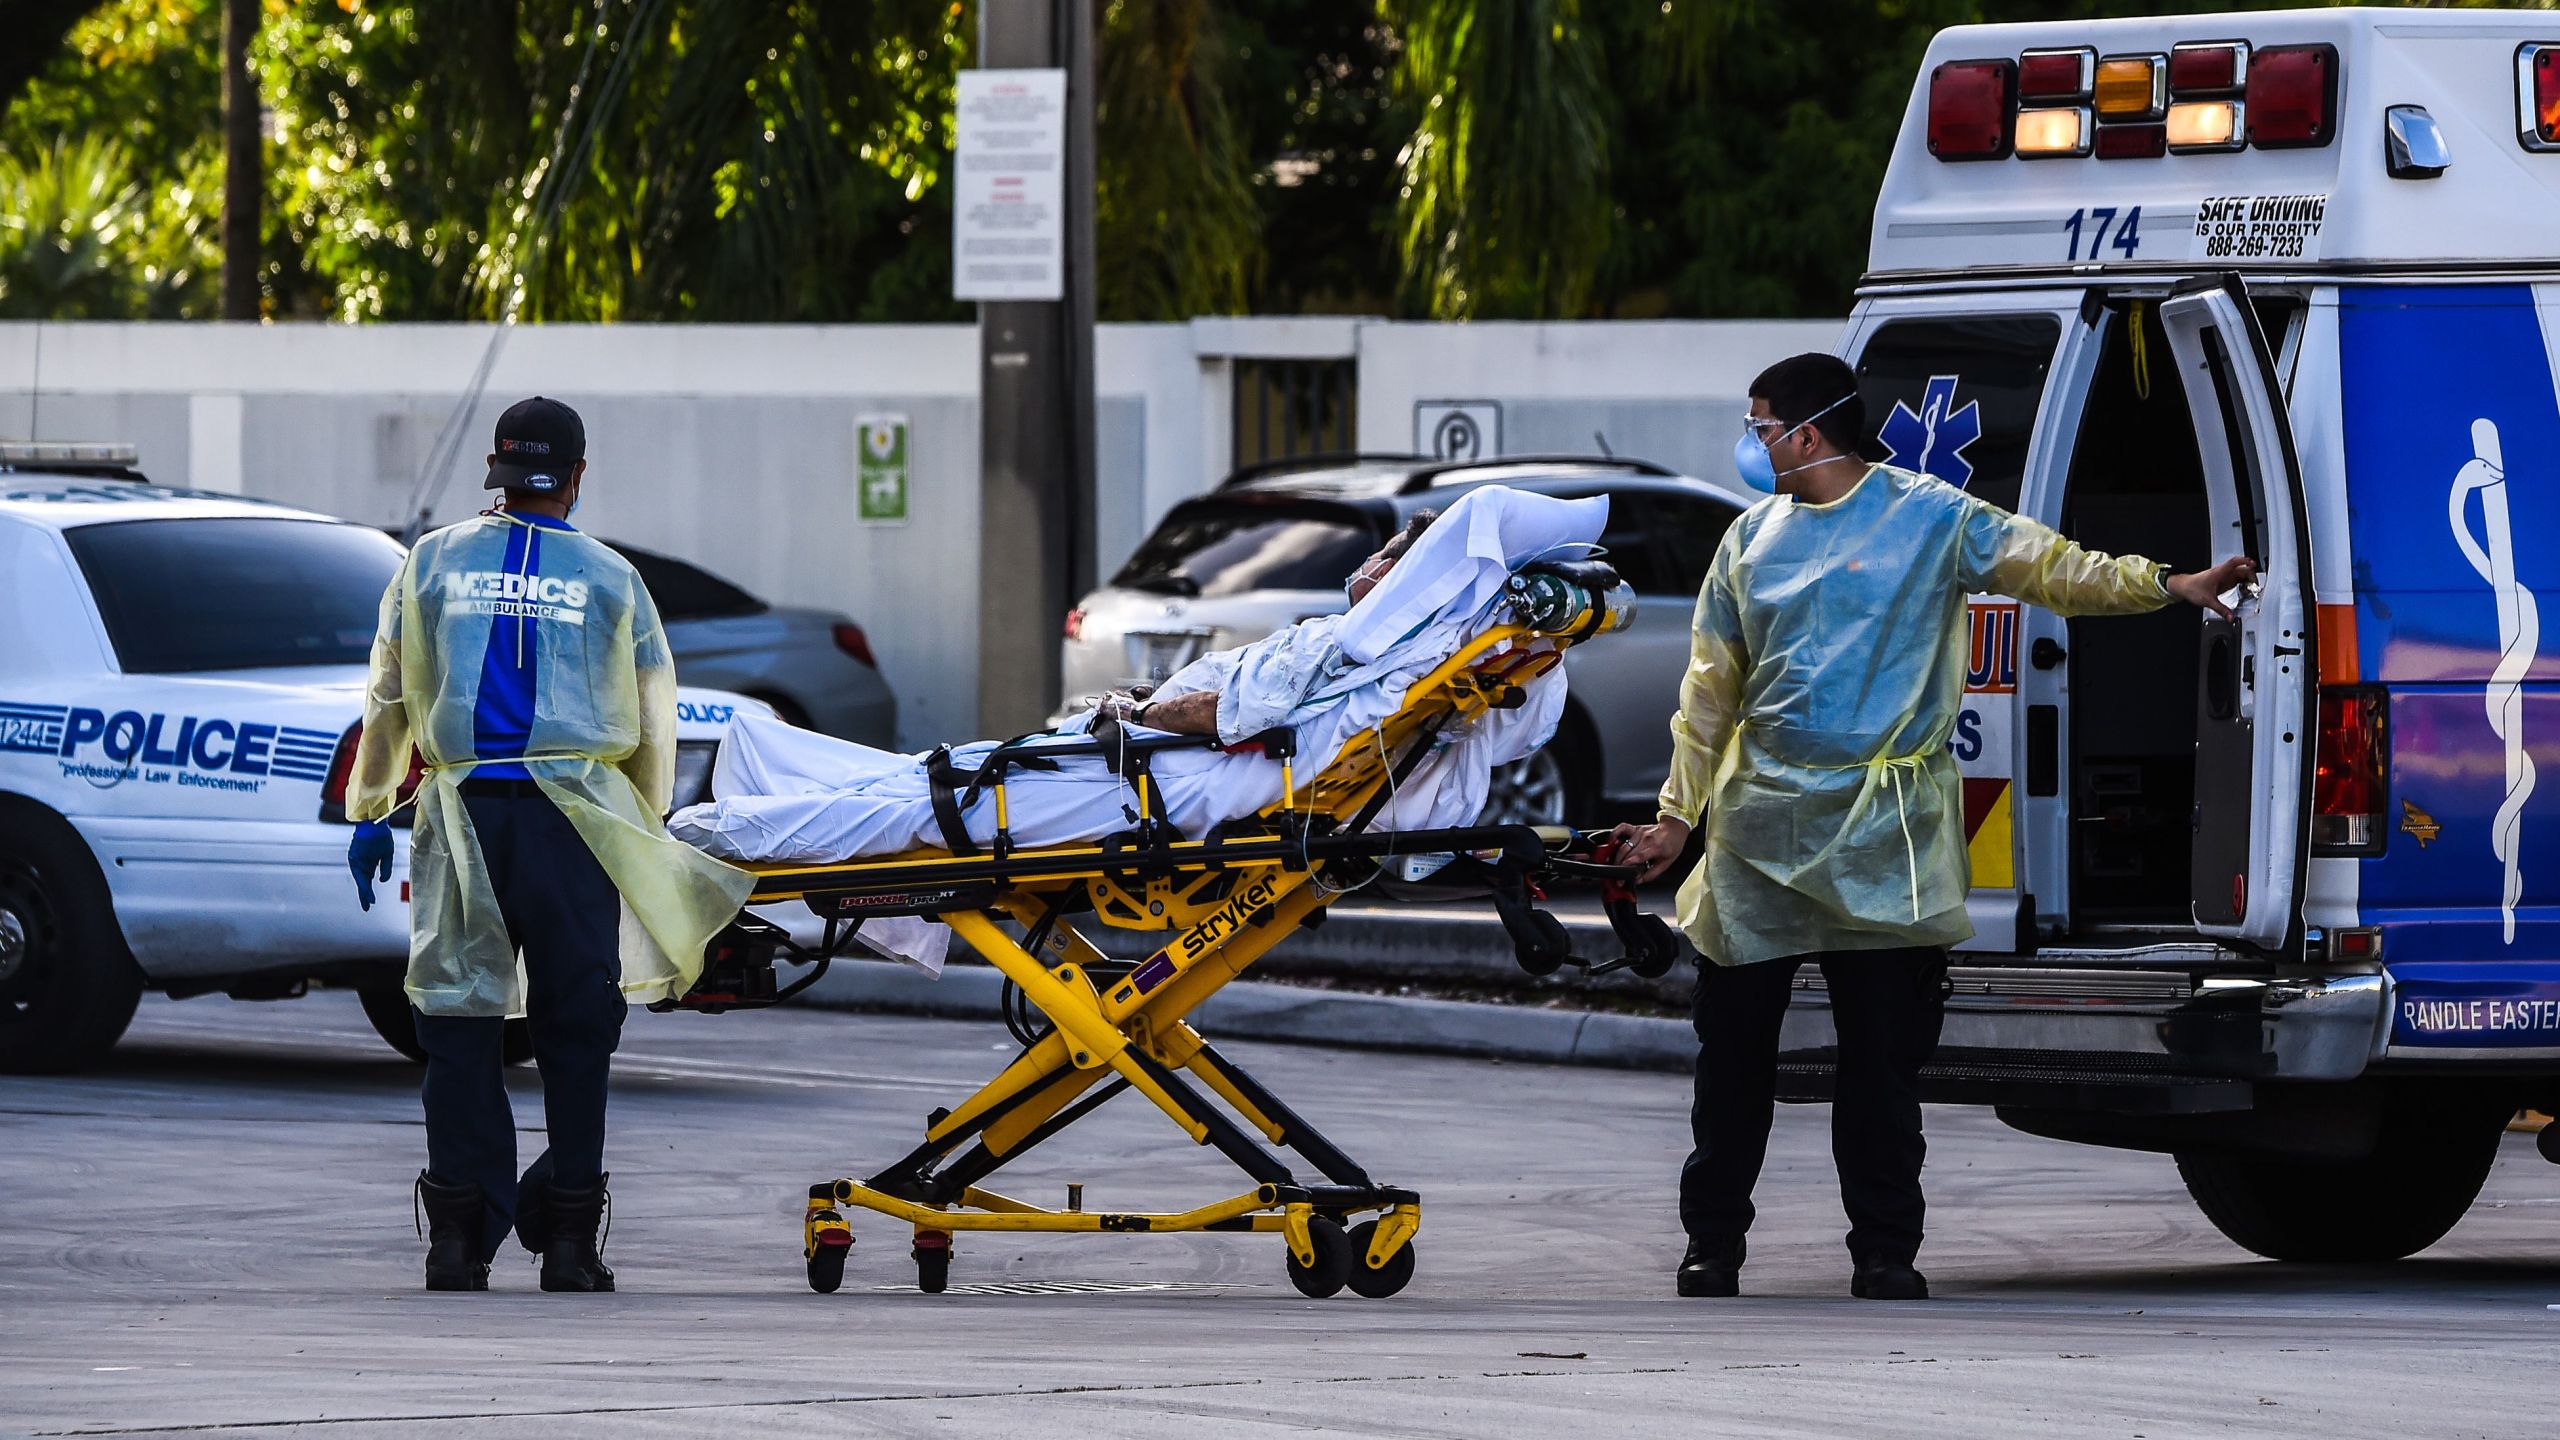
left=483, top=396, right=586, bottom=492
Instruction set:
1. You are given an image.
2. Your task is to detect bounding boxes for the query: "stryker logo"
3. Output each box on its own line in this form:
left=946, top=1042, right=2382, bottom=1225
left=7, top=701, right=336, bottom=792
left=440, top=570, right=591, bottom=625
left=1173, top=874, right=1284, bottom=966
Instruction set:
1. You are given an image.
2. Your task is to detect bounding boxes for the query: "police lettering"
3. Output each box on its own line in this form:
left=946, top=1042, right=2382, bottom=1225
left=54, top=707, right=321, bottom=784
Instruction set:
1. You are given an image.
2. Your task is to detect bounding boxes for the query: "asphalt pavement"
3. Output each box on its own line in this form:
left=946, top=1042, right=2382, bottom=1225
left=5, top=992, right=2557, bottom=1438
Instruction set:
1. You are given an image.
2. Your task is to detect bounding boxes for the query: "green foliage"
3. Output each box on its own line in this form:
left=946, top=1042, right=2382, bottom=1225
left=0, top=134, right=215, bottom=318
left=1385, top=0, right=1607, bottom=319
left=259, top=0, right=971, bottom=323
left=1095, top=0, right=1260, bottom=319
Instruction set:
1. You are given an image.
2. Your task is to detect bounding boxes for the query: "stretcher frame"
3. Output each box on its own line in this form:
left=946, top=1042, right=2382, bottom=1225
left=722, top=575, right=1667, bottom=1298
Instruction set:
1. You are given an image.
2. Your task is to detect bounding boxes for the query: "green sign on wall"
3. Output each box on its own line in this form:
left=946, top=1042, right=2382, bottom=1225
left=857, top=414, right=909, bottom=523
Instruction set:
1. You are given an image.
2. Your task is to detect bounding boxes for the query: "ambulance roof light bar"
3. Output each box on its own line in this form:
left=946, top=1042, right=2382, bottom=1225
left=1930, top=36, right=2346, bottom=163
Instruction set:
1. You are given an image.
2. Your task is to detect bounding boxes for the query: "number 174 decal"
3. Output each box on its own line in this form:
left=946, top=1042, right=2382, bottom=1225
left=2063, top=205, right=2143, bottom=262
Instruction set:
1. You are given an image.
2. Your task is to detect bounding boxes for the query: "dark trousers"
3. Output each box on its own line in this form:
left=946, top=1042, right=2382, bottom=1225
left=410, top=790, right=625, bottom=1262
left=1679, top=946, right=1949, bottom=1267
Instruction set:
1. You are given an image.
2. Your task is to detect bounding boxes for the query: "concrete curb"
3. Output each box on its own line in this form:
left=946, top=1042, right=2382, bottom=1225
left=796, top=961, right=1696, bottom=1073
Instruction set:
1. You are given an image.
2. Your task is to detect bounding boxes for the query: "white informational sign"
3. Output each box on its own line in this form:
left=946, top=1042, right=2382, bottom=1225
left=1414, top=401, right=1502, bottom=462
left=952, top=68, right=1067, bottom=301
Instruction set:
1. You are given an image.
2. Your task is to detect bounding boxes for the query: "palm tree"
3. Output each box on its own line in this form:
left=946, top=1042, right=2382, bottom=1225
left=1384, top=0, right=1610, bottom=319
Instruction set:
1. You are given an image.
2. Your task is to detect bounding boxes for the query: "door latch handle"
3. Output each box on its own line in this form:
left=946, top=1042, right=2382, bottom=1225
left=2030, top=637, right=2068, bottom=670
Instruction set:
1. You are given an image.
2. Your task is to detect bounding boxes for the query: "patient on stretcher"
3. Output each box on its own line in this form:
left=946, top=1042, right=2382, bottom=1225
left=666, top=485, right=1608, bottom=868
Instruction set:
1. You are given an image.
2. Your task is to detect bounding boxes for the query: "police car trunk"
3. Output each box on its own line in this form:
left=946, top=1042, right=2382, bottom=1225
left=1779, top=8, right=2560, bottom=1261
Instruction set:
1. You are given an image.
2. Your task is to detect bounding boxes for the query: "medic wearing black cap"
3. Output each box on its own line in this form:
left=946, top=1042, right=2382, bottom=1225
left=346, top=395, right=683, bottom=1293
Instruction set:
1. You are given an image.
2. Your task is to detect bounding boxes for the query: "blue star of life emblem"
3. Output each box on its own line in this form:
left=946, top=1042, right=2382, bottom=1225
left=1878, top=374, right=1983, bottom=488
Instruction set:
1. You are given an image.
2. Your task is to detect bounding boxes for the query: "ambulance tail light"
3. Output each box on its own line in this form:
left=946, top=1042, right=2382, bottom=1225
left=1928, top=59, right=2015, bottom=160
left=2244, top=44, right=2337, bottom=149
left=319, top=722, right=423, bottom=826
left=831, top=622, right=878, bottom=668
left=2015, top=107, right=2091, bottom=159
left=2518, top=44, right=2560, bottom=152
left=2169, top=41, right=2248, bottom=96
left=2312, top=687, right=2387, bottom=854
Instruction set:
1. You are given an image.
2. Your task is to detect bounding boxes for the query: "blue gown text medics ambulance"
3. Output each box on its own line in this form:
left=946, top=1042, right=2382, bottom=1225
left=0, top=456, right=759, bottom=1074
left=1784, top=7, right=2560, bottom=1262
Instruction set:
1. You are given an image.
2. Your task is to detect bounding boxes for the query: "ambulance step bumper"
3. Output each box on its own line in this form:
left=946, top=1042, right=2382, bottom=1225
left=1774, top=1046, right=2254, bottom=1114
left=1777, top=967, right=2386, bottom=1084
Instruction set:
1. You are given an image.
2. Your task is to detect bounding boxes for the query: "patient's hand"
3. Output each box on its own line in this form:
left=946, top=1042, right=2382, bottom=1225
left=1135, top=690, right=1220, bottom=736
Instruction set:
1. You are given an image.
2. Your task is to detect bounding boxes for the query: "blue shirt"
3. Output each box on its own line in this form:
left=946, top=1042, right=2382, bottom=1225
left=470, top=512, right=578, bottom=780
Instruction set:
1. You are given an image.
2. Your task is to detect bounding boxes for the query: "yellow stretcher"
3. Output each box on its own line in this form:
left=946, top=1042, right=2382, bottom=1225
left=668, top=561, right=1680, bottom=1298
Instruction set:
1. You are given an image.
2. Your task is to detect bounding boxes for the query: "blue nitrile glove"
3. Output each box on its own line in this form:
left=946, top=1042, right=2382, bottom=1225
left=349, top=820, right=395, bottom=911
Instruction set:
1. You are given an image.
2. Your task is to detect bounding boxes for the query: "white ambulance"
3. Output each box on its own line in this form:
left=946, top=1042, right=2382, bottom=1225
left=0, top=451, right=758, bottom=1073
left=1784, top=7, right=2560, bottom=1261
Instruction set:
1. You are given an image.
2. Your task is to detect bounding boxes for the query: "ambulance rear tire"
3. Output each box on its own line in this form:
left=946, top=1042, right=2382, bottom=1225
left=2175, top=1092, right=2505, bottom=1262
left=0, top=813, right=143, bottom=1076
left=356, top=981, right=537, bottom=1067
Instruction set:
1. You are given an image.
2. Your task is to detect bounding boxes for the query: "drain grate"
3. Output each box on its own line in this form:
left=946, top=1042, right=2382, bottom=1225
left=871, top=1279, right=1252, bottom=1297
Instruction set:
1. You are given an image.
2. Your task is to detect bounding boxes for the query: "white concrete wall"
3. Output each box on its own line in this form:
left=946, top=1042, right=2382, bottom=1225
left=1356, top=319, right=1845, bottom=483
left=0, top=316, right=1839, bottom=746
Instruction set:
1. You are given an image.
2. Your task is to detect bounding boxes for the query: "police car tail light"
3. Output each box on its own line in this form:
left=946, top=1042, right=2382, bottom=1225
left=2244, top=44, right=2337, bottom=149
left=2015, top=107, right=2090, bottom=159
left=831, top=622, right=877, bottom=668
left=2312, top=687, right=2387, bottom=854
left=2519, top=44, right=2560, bottom=152
left=318, top=722, right=422, bottom=825
left=1928, top=59, right=2015, bottom=161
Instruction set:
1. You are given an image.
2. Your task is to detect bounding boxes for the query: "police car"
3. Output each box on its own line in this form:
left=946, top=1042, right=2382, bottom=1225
left=1775, top=8, right=2560, bottom=1262
left=0, top=448, right=760, bottom=1073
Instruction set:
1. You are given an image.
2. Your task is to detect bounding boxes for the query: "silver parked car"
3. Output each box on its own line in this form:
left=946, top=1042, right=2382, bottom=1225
left=1061, top=454, right=1748, bottom=826
left=607, top=541, right=898, bottom=747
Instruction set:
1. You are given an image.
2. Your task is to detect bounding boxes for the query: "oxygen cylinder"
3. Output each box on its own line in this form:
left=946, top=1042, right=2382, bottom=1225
left=1505, top=571, right=1587, bottom=629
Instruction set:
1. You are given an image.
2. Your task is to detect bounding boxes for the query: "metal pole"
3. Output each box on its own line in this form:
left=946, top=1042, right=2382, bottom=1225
left=220, top=0, right=261, bottom=321
left=975, top=0, right=1098, bottom=736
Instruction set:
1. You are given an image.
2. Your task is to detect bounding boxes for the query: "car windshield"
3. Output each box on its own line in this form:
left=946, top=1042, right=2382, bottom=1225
left=1112, top=503, right=1380, bottom=598
left=65, top=517, right=404, bottom=673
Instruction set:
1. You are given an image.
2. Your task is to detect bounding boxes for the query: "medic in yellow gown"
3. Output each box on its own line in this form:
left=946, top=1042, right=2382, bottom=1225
left=1615, top=354, right=2253, bottom=1302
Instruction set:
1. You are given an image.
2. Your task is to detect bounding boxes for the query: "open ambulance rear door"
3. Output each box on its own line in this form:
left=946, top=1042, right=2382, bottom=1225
left=2157, top=274, right=2313, bottom=948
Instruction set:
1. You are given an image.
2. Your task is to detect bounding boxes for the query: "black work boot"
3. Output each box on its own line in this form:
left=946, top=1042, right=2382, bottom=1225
left=539, top=1174, right=615, bottom=1293
left=415, top=1172, right=490, bottom=1292
left=1850, top=1260, right=1929, bottom=1300
left=1675, top=1235, right=1745, bottom=1298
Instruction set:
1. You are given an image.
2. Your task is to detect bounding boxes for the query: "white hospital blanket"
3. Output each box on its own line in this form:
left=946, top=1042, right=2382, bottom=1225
left=669, top=486, right=1606, bottom=973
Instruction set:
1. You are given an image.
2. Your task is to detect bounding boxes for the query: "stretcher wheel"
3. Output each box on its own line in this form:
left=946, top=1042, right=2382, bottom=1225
left=913, top=1233, right=952, bottom=1294
left=1628, top=915, right=1683, bottom=980
left=1343, top=1220, right=1416, bottom=1299
left=1513, top=912, right=1572, bottom=978
left=807, top=1234, right=851, bottom=1294
left=1286, top=1217, right=1354, bottom=1298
